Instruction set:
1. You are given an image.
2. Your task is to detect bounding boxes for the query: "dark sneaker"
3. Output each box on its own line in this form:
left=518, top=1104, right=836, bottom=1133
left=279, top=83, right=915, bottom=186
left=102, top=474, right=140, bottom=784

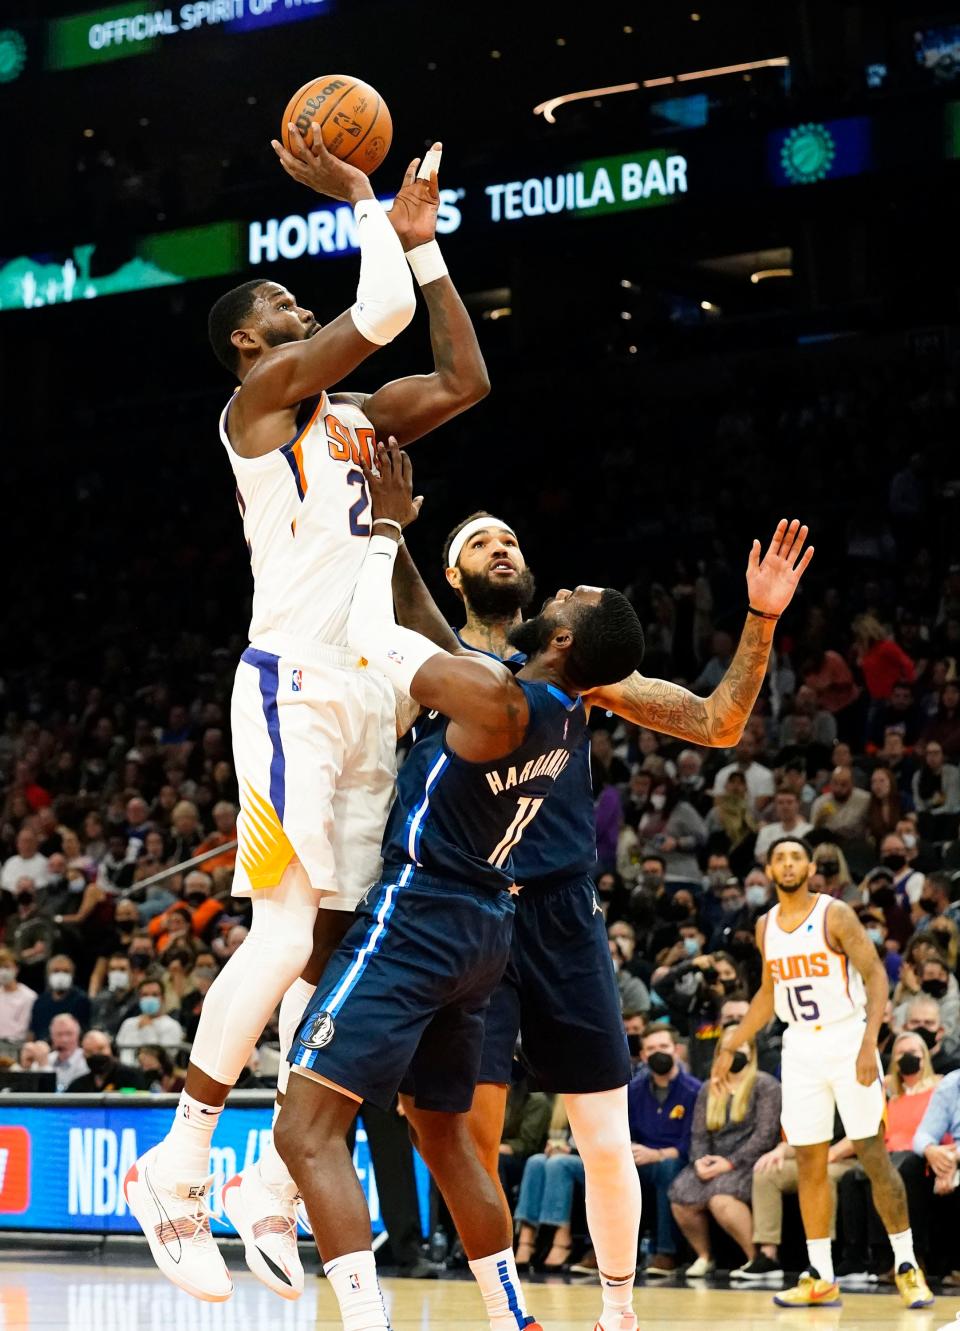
left=731, top=1254, right=784, bottom=1281
left=645, top=1253, right=678, bottom=1277
left=835, top=1257, right=870, bottom=1282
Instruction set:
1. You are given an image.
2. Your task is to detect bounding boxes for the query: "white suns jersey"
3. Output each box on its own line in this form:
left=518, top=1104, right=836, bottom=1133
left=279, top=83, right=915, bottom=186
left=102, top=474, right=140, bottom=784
left=762, top=893, right=866, bottom=1027
left=220, top=391, right=378, bottom=648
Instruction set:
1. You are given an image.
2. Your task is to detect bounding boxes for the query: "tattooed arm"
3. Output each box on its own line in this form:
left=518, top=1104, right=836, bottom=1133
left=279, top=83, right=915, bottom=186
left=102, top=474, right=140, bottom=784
left=586, top=520, right=814, bottom=748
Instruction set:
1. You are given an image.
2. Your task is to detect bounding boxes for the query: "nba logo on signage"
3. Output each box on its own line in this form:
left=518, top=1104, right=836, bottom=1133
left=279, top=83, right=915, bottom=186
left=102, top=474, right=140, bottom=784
left=292, top=669, right=303, bottom=693
left=0, top=1126, right=30, bottom=1213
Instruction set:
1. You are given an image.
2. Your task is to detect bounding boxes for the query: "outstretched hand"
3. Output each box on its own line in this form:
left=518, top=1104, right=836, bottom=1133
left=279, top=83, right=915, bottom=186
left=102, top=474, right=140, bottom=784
left=388, top=143, right=442, bottom=251
left=270, top=122, right=374, bottom=204
left=362, top=438, right=424, bottom=532
left=746, top=519, right=814, bottom=617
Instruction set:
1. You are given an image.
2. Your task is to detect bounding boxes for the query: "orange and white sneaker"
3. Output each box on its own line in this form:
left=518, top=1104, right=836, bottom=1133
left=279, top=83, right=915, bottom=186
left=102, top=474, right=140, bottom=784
left=222, top=1165, right=303, bottom=1300
left=895, top=1263, right=934, bottom=1309
left=124, top=1144, right=233, bottom=1302
left=593, top=1315, right=638, bottom=1331
left=773, top=1270, right=841, bottom=1308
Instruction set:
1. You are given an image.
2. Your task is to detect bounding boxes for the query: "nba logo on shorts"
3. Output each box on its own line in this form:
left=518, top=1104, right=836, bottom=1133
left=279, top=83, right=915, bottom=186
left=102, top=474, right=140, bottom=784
left=388, top=649, right=404, bottom=664
left=291, top=668, right=303, bottom=693
left=301, top=1010, right=336, bottom=1050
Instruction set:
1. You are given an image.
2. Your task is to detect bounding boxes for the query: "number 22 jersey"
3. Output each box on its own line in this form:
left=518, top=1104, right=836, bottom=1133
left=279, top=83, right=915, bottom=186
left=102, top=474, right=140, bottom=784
left=220, top=390, right=378, bottom=648
left=762, top=892, right=867, bottom=1027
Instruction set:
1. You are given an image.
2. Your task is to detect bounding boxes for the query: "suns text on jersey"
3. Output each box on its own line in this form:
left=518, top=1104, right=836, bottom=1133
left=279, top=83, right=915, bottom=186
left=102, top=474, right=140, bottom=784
left=484, top=748, right=571, bottom=795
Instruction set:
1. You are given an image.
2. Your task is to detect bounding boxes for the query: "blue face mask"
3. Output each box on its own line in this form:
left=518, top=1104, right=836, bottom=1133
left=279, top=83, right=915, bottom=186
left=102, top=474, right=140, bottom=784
left=139, top=996, right=162, bottom=1017
left=683, top=936, right=700, bottom=957
left=867, top=927, right=884, bottom=947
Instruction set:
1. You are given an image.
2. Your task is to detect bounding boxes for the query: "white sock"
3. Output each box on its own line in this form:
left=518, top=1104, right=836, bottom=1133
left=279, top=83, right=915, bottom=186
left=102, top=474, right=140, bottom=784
left=599, top=1273, right=636, bottom=1328
left=156, top=1091, right=222, bottom=1180
left=806, top=1237, right=834, bottom=1283
left=324, top=1250, right=390, bottom=1331
left=888, top=1228, right=918, bottom=1271
left=468, top=1249, right=532, bottom=1331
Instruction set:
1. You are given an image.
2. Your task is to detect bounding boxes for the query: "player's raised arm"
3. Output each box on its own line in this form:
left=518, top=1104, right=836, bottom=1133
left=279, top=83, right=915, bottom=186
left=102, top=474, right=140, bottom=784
left=825, top=900, right=890, bottom=1086
left=584, top=519, right=814, bottom=746
left=336, top=146, right=491, bottom=446
left=226, top=128, right=417, bottom=457
left=347, top=443, right=529, bottom=758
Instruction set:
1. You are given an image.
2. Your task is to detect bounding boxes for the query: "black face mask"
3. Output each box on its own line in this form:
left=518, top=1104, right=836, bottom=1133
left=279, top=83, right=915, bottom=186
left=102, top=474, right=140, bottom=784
left=647, top=1051, right=674, bottom=1076
left=86, top=1054, right=113, bottom=1077
left=16, top=893, right=35, bottom=908
left=918, top=898, right=938, bottom=915
left=720, top=978, right=739, bottom=994
left=922, top=978, right=948, bottom=1000
left=878, top=1021, right=891, bottom=1044
left=129, top=953, right=150, bottom=969
left=184, top=892, right=207, bottom=908
left=818, top=860, right=840, bottom=878
left=897, top=1053, right=922, bottom=1077
left=912, top=1026, right=938, bottom=1050
left=882, top=854, right=907, bottom=872
left=701, top=966, right=718, bottom=985
left=626, top=1034, right=642, bottom=1058
left=643, top=872, right=665, bottom=893
left=871, top=887, right=895, bottom=909
left=729, top=1052, right=749, bottom=1075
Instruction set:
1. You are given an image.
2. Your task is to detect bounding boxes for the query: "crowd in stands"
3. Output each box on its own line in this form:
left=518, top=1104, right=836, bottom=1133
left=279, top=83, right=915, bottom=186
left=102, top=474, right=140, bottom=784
left=2, top=350, right=960, bottom=1279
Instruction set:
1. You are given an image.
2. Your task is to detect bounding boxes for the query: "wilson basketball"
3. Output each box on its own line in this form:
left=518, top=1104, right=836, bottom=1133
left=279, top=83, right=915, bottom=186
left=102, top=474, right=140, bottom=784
left=281, top=75, right=392, bottom=176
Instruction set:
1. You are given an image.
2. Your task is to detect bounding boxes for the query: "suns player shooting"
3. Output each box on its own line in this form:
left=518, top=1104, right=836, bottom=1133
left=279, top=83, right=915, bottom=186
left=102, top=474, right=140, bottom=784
left=125, top=130, right=489, bottom=1302
left=389, top=512, right=812, bottom=1331
left=714, top=837, right=934, bottom=1311
left=268, top=442, right=646, bottom=1331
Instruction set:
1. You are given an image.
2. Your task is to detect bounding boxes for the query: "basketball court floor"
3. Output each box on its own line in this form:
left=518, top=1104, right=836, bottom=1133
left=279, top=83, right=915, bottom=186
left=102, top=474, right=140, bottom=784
left=2, top=1256, right=958, bottom=1331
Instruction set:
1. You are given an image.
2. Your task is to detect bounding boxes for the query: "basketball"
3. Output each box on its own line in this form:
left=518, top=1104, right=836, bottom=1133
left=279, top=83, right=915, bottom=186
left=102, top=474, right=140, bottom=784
left=281, top=75, right=392, bottom=176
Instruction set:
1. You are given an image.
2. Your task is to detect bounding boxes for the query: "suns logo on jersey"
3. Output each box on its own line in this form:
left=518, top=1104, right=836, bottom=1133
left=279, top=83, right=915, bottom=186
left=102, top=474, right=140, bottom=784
left=766, top=951, right=831, bottom=983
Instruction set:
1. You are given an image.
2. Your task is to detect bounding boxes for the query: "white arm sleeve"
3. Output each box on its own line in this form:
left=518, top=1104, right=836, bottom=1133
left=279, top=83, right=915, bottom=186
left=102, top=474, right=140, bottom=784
left=350, top=199, right=417, bottom=346
left=348, top=534, right=445, bottom=695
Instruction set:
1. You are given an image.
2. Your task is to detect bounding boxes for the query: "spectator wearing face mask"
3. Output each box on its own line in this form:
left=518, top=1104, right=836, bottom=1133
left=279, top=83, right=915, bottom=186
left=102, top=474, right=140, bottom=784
left=669, top=1039, right=782, bottom=1277
left=137, top=1044, right=184, bottom=1094
left=916, top=875, right=955, bottom=933
left=753, top=791, right=813, bottom=865
left=30, top=955, right=90, bottom=1041
left=629, top=1025, right=701, bottom=1277
left=69, top=1029, right=150, bottom=1092
left=652, top=952, right=744, bottom=1081
left=89, top=952, right=140, bottom=1036
left=811, top=842, right=859, bottom=904
left=608, top=937, right=652, bottom=1015
left=912, top=741, right=960, bottom=814
left=707, top=882, right=751, bottom=954
left=835, top=1032, right=940, bottom=1281
left=624, top=1011, right=647, bottom=1078
left=174, top=951, right=219, bottom=1042
left=126, top=931, right=165, bottom=986
left=926, top=913, right=959, bottom=973
left=115, top=978, right=185, bottom=1065
left=0, top=947, right=36, bottom=1044
left=742, top=869, right=774, bottom=918
left=87, top=899, right=143, bottom=996
left=878, top=832, right=925, bottom=908
left=7, top=882, right=58, bottom=993
left=904, top=1064, right=960, bottom=1280
left=902, top=996, right=960, bottom=1075
left=44, top=1012, right=89, bottom=1090
left=673, top=750, right=712, bottom=818
left=859, top=907, right=901, bottom=988
left=635, top=777, right=708, bottom=883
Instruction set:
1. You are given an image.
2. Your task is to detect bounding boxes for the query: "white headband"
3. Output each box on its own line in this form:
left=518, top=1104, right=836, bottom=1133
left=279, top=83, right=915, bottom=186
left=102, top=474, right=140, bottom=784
left=447, top=516, right=517, bottom=569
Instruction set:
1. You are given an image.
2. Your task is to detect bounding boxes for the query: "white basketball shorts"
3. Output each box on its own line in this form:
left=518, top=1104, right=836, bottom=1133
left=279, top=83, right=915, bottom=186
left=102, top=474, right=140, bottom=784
left=230, top=634, right=397, bottom=911
left=780, top=1011, right=886, bottom=1146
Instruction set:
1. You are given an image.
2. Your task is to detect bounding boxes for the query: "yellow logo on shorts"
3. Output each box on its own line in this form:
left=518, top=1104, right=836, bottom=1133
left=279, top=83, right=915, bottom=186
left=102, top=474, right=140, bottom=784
left=238, top=783, right=295, bottom=889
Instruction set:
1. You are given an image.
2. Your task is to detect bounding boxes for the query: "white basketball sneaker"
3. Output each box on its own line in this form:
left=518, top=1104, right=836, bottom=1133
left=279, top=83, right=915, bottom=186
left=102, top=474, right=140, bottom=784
left=222, top=1164, right=304, bottom=1300
left=124, top=1144, right=233, bottom=1302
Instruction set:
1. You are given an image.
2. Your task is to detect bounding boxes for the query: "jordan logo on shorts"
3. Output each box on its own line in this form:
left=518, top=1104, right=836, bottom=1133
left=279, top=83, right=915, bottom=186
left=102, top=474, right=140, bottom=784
left=592, top=894, right=602, bottom=915
left=301, top=1011, right=336, bottom=1050
left=291, top=668, right=303, bottom=692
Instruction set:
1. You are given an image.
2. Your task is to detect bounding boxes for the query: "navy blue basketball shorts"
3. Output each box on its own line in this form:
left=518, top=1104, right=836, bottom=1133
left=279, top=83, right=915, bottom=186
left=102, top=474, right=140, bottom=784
left=479, top=874, right=631, bottom=1094
left=290, top=867, right=515, bottom=1114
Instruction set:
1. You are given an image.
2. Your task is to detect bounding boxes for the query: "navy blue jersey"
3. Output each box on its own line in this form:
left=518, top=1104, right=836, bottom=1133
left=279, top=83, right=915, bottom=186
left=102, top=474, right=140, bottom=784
left=383, top=678, right=587, bottom=892
left=408, top=635, right=598, bottom=886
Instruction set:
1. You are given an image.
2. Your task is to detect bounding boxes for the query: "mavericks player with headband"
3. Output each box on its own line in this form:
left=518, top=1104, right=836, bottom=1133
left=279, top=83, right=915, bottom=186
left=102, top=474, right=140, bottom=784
left=393, top=511, right=813, bottom=1331
left=126, top=134, right=490, bottom=1302
left=271, top=441, right=646, bottom=1331
left=714, top=837, right=934, bottom=1310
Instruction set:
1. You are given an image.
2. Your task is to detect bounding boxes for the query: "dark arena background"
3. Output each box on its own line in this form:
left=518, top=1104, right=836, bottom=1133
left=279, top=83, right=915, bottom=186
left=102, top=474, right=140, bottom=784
left=2, top=2, right=960, bottom=1328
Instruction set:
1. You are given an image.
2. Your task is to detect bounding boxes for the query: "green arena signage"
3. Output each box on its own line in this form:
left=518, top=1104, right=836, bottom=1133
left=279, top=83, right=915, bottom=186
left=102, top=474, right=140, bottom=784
left=483, top=150, right=689, bottom=223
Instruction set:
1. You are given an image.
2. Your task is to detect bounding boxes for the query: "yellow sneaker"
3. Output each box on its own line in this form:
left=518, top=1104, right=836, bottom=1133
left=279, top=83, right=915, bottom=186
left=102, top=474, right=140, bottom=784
left=773, top=1271, right=842, bottom=1307
left=895, top=1263, right=934, bottom=1309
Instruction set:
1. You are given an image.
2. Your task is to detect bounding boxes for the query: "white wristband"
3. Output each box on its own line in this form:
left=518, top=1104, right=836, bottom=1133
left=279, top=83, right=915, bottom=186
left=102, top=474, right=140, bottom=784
left=372, top=518, right=402, bottom=535
left=406, top=240, right=448, bottom=287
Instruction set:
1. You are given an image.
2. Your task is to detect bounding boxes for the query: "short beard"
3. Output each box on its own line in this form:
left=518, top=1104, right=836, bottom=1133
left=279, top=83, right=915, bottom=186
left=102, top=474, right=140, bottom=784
left=506, top=611, right=555, bottom=659
left=460, top=565, right=536, bottom=620
left=774, top=879, right=803, bottom=894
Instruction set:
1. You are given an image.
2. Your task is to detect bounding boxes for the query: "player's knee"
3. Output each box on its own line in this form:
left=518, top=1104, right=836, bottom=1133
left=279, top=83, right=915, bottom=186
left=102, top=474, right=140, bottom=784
left=414, top=1113, right=470, bottom=1174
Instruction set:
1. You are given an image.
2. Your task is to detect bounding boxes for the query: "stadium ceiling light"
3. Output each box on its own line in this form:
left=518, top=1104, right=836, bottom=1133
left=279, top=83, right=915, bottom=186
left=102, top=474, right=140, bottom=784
left=750, top=267, right=793, bottom=283
left=533, top=56, right=789, bottom=122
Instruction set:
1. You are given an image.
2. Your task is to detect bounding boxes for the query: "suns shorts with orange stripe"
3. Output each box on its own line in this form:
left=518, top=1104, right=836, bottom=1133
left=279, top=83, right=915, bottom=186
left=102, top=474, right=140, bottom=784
left=780, top=1011, right=886, bottom=1146
left=230, top=635, right=397, bottom=911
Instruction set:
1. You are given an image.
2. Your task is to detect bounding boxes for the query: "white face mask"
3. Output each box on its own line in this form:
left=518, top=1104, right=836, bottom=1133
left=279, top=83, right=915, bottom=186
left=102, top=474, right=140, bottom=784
left=107, top=969, right=130, bottom=993
left=0, top=967, right=15, bottom=986
left=651, top=792, right=667, bottom=811
left=746, top=885, right=768, bottom=909
left=48, top=972, right=72, bottom=993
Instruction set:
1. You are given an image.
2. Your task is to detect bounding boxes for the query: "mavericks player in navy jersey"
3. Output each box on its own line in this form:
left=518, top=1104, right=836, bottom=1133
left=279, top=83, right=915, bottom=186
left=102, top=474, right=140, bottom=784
left=392, top=510, right=813, bottom=1331
left=271, top=443, right=645, bottom=1331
